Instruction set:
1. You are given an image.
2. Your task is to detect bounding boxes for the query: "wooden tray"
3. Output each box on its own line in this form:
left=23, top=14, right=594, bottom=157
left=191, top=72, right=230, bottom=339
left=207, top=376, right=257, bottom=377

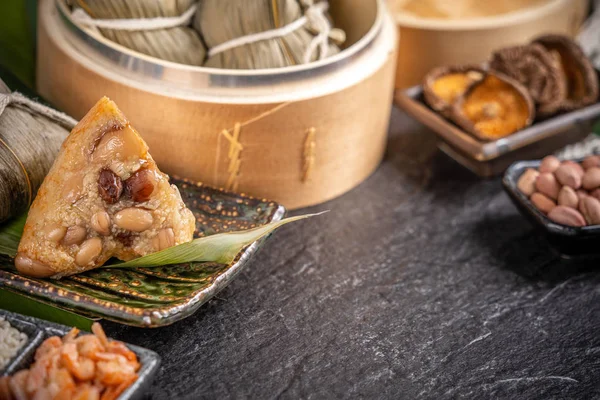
left=395, top=84, right=600, bottom=177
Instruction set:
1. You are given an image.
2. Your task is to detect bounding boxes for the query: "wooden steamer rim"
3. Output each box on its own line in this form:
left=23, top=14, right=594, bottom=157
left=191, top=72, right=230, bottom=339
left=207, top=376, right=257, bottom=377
left=54, top=0, right=388, bottom=103
left=38, top=0, right=398, bottom=209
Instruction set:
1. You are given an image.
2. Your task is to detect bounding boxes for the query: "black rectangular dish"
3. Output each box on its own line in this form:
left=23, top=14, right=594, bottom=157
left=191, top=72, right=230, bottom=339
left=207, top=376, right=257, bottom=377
left=0, top=309, right=160, bottom=399
left=503, top=158, right=600, bottom=259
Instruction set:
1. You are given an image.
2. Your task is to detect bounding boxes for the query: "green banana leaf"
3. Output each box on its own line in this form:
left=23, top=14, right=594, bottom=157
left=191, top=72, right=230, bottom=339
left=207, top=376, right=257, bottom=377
left=112, top=213, right=324, bottom=268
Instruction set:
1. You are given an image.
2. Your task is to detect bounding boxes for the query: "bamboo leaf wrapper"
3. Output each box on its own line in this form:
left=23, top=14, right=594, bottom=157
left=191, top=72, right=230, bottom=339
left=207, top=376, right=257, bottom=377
left=0, top=83, right=73, bottom=223
left=73, top=0, right=207, bottom=65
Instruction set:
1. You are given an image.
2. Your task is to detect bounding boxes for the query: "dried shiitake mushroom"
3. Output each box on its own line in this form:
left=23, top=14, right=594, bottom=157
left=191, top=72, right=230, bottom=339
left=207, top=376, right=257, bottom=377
left=451, top=72, right=534, bottom=141
left=489, top=43, right=566, bottom=117
left=533, top=34, right=599, bottom=112
left=423, top=65, right=485, bottom=117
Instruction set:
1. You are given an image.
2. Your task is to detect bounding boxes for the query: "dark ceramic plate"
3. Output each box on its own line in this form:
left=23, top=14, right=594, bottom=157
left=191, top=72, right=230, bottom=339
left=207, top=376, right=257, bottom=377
left=503, top=159, right=600, bottom=259
left=0, top=309, right=160, bottom=399
left=0, top=178, right=284, bottom=327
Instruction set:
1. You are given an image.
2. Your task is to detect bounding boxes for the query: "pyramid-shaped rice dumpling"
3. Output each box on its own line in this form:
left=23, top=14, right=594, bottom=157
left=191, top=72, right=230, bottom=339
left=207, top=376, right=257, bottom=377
left=15, top=97, right=195, bottom=278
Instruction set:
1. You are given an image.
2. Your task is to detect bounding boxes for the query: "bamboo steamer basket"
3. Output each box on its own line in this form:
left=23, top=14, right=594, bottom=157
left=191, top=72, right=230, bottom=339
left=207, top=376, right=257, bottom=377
left=389, top=0, right=589, bottom=89
left=36, top=0, right=397, bottom=210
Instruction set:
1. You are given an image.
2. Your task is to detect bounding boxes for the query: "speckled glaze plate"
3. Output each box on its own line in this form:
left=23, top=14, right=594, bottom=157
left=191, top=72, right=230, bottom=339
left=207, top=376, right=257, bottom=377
left=0, top=309, right=160, bottom=399
left=0, top=178, right=284, bottom=327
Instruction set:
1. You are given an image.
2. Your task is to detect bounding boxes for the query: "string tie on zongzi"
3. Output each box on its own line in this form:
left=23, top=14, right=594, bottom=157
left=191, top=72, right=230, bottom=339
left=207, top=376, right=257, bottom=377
left=303, top=0, right=331, bottom=63
left=71, top=5, right=197, bottom=31
left=68, top=0, right=205, bottom=66
left=0, top=92, right=77, bottom=130
left=207, top=0, right=345, bottom=64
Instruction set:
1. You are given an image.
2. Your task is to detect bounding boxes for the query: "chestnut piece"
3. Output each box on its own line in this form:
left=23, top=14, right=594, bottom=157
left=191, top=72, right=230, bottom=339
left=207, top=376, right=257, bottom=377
left=124, top=169, right=156, bottom=203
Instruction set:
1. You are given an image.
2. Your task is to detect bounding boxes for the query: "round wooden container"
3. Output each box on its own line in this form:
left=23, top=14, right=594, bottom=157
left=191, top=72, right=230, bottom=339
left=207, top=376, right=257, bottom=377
left=36, top=0, right=398, bottom=210
left=389, top=0, right=589, bottom=89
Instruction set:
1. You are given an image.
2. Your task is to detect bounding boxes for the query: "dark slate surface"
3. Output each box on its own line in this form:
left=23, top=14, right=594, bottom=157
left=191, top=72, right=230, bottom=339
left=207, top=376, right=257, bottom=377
left=104, top=108, right=600, bottom=399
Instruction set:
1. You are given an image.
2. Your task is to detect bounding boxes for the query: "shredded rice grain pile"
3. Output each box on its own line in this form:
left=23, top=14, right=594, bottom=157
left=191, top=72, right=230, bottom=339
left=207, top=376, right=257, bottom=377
left=0, top=318, right=27, bottom=370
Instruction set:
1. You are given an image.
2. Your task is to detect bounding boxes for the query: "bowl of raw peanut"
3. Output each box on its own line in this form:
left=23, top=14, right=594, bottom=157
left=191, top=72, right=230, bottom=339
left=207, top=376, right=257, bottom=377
left=503, top=154, right=600, bottom=259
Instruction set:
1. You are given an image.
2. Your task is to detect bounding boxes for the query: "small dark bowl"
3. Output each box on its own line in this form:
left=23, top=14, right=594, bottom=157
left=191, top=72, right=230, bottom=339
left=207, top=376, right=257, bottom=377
left=503, top=158, right=600, bottom=260
left=0, top=310, right=160, bottom=399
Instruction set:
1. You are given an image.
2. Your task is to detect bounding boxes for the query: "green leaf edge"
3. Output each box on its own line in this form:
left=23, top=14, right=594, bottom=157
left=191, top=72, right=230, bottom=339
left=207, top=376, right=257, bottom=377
left=109, top=212, right=327, bottom=268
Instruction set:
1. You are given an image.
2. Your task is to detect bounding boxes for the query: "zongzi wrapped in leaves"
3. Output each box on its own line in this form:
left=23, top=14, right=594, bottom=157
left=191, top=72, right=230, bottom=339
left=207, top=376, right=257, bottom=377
left=0, top=80, right=75, bottom=223
left=196, top=0, right=345, bottom=69
left=15, top=97, right=195, bottom=278
left=72, top=0, right=206, bottom=66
